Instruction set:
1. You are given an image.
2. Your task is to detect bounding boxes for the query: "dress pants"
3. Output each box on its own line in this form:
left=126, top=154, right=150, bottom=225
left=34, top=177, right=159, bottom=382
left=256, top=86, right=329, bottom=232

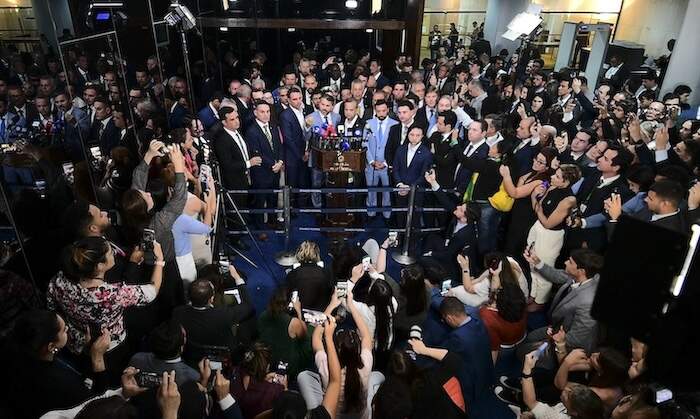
left=365, top=166, right=391, bottom=218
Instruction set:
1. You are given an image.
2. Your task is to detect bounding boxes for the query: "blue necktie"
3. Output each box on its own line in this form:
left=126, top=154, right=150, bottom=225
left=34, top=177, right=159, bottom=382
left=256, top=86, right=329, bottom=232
left=0, top=118, right=5, bottom=142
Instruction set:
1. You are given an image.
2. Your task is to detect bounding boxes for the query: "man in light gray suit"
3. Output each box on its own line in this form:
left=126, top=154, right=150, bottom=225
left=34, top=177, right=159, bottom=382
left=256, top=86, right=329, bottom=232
left=364, top=99, right=397, bottom=219
left=518, top=248, right=603, bottom=369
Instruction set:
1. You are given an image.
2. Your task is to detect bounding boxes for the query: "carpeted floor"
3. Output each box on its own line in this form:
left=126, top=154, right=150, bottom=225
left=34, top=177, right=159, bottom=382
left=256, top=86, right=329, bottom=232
left=228, top=213, right=524, bottom=418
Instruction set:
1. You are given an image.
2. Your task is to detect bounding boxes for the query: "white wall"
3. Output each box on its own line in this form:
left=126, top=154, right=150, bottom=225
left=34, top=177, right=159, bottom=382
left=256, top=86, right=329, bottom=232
left=614, top=0, right=688, bottom=58
left=661, top=0, right=699, bottom=104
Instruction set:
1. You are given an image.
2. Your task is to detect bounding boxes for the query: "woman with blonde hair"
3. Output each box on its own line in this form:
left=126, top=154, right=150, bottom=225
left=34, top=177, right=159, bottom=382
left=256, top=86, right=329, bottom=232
left=286, top=241, right=333, bottom=311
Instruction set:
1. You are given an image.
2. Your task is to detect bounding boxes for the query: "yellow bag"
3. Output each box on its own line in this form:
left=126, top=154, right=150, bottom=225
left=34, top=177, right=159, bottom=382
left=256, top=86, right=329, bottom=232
left=488, top=182, right=514, bottom=212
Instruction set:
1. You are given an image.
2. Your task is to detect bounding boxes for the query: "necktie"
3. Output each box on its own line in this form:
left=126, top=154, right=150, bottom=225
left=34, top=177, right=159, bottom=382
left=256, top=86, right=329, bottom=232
left=439, top=79, right=444, bottom=91
left=377, top=120, right=383, bottom=141
left=401, top=125, right=408, bottom=144
left=97, top=122, right=104, bottom=140
left=464, top=144, right=473, bottom=156
left=429, top=108, right=434, bottom=120
left=325, top=115, right=331, bottom=126
left=16, top=108, right=24, bottom=118
left=235, top=132, right=249, bottom=161
left=263, top=124, right=273, bottom=149
left=0, top=118, right=5, bottom=141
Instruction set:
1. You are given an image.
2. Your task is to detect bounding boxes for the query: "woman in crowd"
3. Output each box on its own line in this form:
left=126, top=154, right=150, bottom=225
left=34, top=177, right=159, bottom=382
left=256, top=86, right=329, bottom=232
left=121, top=139, right=187, bottom=318
left=5, top=310, right=110, bottom=419
left=300, top=278, right=375, bottom=419
left=501, top=147, right=557, bottom=258
left=448, top=252, right=528, bottom=309
left=527, top=164, right=580, bottom=309
left=230, top=341, right=287, bottom=418
left=47, top=237, right=164, bottom=380
left=286, top=241, right=334, bottom=312
left=530, top=93, right=547, bottom=122
left=392, top=264, right=430, bottom=342
left=257, top=286, right=313, bottom=382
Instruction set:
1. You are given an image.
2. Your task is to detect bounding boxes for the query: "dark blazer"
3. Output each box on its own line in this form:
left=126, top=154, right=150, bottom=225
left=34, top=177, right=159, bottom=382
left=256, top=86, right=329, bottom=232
left=453, top=140, right=489, bottom=194
left=62, top=107, right=90, bottom=161
left=245, top=121, right=283, bottom=188
left=429, top=132, right=459, bottom=189
left=212, top=128, right=251, bottom=190
left=415, top=106, right=438, bottom=132
left=512, top=139, right=538, bottom=178
left=168, top=103, right=187, bottom=129
left=436, top=78, right=456, bottom=96
left=338, top=117, right=366, bottom=138
left=374, top=73, right=390, bottom=90
left=197, top=104, right=219, bottom=130
left=90, top=117, right=120, bottom=155
left=603, top=63, right=630, bottom=90
left=386, top=120, right=427, bottom=169
left=392, top=142, right=433, bottom=186
left=279, top=107, right=307, bottom=169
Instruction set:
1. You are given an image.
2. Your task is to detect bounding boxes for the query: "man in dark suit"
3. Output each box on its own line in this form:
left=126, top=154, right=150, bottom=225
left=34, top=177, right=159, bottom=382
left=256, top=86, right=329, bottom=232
left=511, top=116, right=539, bottom=177
left=369, top=58, right=390, bottom=90
left=245, top=100, right=283, bottom=233
left=393, top=125, right=433, bottom=226
left=337, top=99, right=366, bottom=138
left=90, top=97, right=120, bottom=156
left=566, top=144, right=634, bottom=254
left=414, top=87, right=439, bottom=134
left=173, top=274, right=255, bottom=364
left=434, top=64, right=456, bottom=96
left=557, top=128, right=595, bottom=169
left=279, top=87, right=311, bottom=206
left=74, top=54, right=97, bottom=94
left=7, top=85, right=39, bottom=130
left=168, top=95, right=188, bottom=129
left=602, top=56, right=630, bottom=91
left=197, top=91, right=224, bottom=130
left=386, top=100, right=424, bottom=172
left=453, top=120, right=489, bottom=196
left=212, top=106, right=262, bottom=199
left=54, top=91, right=89, bottom=161
left=435, top=296, right=493, bottom=413
left=606, top=179, right=689, bottom=234
left=428, top=111, right=459, bottom=190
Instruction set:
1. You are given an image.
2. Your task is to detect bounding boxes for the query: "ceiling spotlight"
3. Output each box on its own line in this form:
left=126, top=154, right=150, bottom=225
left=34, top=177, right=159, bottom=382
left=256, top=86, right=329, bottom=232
left=219, top=26, right=228, bottom=31
left=288, top=27, right=296, bottom=32
left=345, top=0, right=358, bottom=9
left=365, top=28, right=373, bottom=33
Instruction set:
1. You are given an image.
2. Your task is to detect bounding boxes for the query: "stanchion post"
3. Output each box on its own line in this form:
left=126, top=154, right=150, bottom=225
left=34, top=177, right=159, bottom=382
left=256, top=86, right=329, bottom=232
left=275, top=185, right=297, bottom=267
left=392, top=185, right=418, bottom=265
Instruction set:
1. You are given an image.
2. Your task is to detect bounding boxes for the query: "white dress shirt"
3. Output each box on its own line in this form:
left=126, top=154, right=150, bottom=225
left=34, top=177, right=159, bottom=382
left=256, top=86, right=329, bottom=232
left=224, top=127, right=251, bottom=168
left=406, top=142, right=420, bottom=167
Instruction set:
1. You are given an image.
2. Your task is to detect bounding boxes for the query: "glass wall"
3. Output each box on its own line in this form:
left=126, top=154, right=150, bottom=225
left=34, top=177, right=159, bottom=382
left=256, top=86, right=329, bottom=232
left=420, top=0, right=489, bottom=61
left=0, top=6, right=39, bottom=52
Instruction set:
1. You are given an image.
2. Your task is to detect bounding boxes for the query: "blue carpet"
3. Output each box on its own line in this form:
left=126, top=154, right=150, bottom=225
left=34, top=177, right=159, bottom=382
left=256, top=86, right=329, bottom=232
left=229, top=214, right=518, bottom=418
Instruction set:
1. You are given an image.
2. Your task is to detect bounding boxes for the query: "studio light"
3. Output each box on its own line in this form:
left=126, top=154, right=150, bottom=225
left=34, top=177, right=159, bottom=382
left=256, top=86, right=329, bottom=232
left=345, top=0, right=358, bottom=9
left=165, top=1, right=198, bottom=32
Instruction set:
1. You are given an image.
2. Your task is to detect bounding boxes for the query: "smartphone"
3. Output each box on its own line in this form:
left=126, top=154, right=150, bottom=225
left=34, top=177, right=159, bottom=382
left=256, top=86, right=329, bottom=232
left=526, top=241, right=535, bottom=256
left=388, top=231, right=399, bottom=247
left=199, top=164, right=212, bottom=192
left=135, top=371, right=162, bottom=388
left=461, top=244, right=471, bottom=257
left=209, top=360, right=223, bottom=371
left=362, top=256, right=371, bottom=272
left=89, top=146, right=101, bottom=160
left=534, top=342, right=549, bottom=360
left=335, top=281, right=348, bottom=298
left=224, top=288, right=242, bottom=304
left=441, top=279, right=452, bottom=296
left=302, top=309, right=327, bottom=326
left=287, top=290, right=299, bottom=311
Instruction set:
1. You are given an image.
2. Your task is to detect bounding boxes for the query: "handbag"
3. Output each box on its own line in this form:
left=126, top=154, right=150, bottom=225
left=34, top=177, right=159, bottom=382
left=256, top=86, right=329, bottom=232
left=488, top=182, right=515, bottom=212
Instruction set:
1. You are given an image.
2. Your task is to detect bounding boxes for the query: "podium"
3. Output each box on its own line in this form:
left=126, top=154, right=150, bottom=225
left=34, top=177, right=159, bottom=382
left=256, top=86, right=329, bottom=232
left=312, top=147, right=366, bottom=231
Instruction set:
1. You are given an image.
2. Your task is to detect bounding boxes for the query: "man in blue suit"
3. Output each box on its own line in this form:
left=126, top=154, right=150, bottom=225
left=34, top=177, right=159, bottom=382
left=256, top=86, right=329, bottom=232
left=365, top=99, right=397, bottom=219
left=197, top=92, right=224, bottom=130
left=279, top=87, right=311, bottom=207
left=393, top=125, right=433, bottom=227
left=436, top=296, right=494, bottom=419
left=245, top=100, right=283, bottom=233
left=55, top=92, right=89, bottom=161
left=453, top=120, right=489, bottom=196
left=168, top=94, right=188, bottom=129
left=307, top=94, right=341, bottom=208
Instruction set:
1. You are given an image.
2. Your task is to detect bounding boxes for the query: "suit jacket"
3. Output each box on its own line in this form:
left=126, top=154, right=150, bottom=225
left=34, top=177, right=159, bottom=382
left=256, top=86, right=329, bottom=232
left=245, top=121, right=283, bottom=188
left=286, top=263, right=334, bottom=312
left=197, top=104, right=219, bottom=130
left=428, top=132, right=459, bottom=189
left=338, top=117, right=366, bottom=139
left=386, top=120, right=426, bottom=169
left=365, top=116, right=398, bottom=166
left=8, top=103, right=40, bottom=132
left=374, top=73, right=390, bottom=90
left=90, top=117, right=120, bottom=155
left=212, top=128, right=251, bottom=190
left=535, top=264, right=599, bottom=352
left=168, top=103, right=187, bottom=129
left=436, top=78, right=456, bottom=96
left=279, top=107, right=310, bottom=168
left=415, top=106, right=438, bottom=133
left=512, top=139, right=538, bottom=178
left=308, top=111, right=341, bottom=166
left=392, top=142, right=433, bottom=186
left=453, top=140, right=489, bottom=194
left=603, top=63, right=630, bottom=90
left=61, top=107, right=90, bottom=161
left=558, top=148, right=592, bottom=169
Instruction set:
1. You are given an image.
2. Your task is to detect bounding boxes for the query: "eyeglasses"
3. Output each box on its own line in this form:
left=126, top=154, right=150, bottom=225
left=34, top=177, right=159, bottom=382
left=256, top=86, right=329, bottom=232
left=533, top=158, right=547, bottom=165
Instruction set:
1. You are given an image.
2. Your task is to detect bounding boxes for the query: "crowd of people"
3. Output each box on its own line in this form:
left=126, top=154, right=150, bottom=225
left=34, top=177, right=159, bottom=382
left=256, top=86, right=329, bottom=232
left=0, top=19, right=699, bottom=419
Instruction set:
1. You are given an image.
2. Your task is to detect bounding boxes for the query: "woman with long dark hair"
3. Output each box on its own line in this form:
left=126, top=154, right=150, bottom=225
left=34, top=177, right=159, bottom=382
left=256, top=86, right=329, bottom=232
left=5, top=310, right=111, bottom=419
left=449, top=252, right=528, bottom=309
left=501, top=147, right=557, bottom=258
left=120, top=139, right=188, bottom=318
left=47, top=237, right=164, bottom=380
left=229, top=341, right=287, bottom=418
left=394, top=264, right=430, bottom=342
